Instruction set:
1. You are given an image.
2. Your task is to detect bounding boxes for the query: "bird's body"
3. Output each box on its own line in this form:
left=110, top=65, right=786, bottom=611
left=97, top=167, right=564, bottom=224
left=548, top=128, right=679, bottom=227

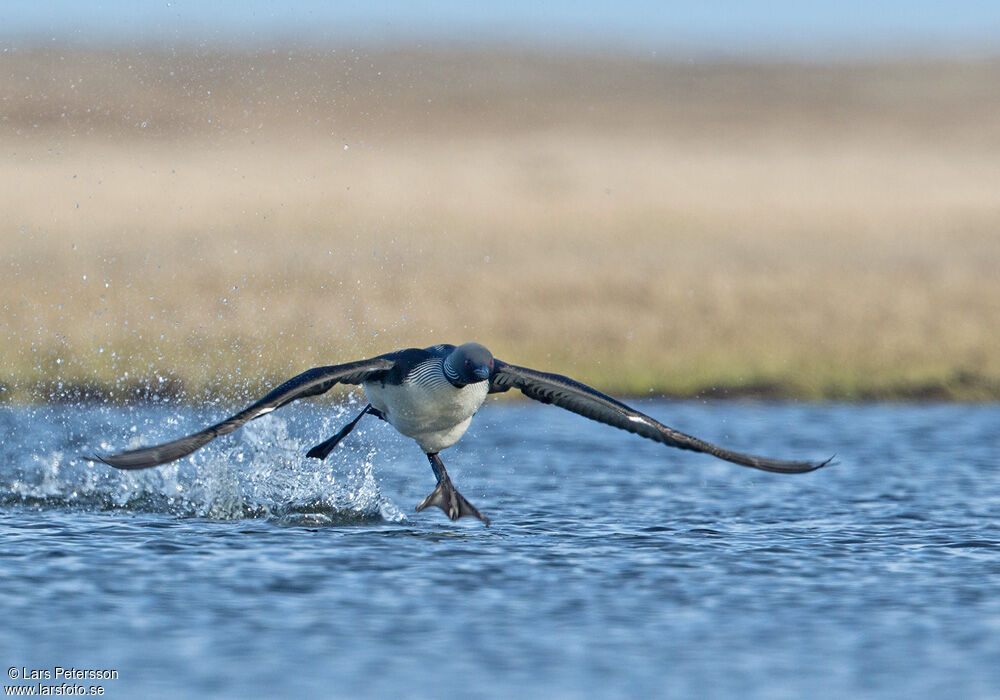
left=362, top=346, right=489, bottom=453
left=90, top=342, right=831, bottom=525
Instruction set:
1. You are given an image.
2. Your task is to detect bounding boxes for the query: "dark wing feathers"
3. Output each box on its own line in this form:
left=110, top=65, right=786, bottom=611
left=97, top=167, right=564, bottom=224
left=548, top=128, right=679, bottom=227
left=93, top=349, right=829, bottom=475
left=92, top=356, right=395, bottom=470
left=490, top=360, right=830, bottom=474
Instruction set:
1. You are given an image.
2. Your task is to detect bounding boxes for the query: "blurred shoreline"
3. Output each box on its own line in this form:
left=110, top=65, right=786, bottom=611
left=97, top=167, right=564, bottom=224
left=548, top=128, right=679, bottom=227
left=3, top=46, right=999, bottom=402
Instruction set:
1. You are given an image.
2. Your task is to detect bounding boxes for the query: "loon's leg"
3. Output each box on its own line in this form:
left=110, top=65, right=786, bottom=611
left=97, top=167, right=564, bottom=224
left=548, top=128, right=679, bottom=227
left=305, top=404, right=381, bottom=460
left=415, top=452, right=489, bottom=525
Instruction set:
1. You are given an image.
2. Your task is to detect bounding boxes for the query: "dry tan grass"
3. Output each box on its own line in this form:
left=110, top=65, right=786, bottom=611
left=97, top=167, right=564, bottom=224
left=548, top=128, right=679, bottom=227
left=2, top=47, right=999, bottom=401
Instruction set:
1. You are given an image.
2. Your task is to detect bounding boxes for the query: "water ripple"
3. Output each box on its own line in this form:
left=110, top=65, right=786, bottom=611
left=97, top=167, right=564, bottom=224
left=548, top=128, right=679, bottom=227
left=2, top=401, right=1000, bottom=698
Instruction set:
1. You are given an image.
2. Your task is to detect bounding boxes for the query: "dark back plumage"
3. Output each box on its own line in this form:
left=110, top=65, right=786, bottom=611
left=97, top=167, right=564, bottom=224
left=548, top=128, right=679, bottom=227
left=89, top=342, right=830, bottom=486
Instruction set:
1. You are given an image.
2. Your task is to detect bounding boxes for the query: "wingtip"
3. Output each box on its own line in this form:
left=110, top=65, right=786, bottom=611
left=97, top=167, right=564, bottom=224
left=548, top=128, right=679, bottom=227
left=813, top=454, right=837, bottom=471
left=776, top=453, right=835, bottom=474
left=80, top=453, right=116, bottom=468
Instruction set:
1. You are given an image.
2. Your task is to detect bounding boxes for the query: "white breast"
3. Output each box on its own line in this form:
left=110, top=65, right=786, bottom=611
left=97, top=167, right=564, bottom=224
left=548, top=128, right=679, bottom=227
left=363, top=368, right=489, bottom=454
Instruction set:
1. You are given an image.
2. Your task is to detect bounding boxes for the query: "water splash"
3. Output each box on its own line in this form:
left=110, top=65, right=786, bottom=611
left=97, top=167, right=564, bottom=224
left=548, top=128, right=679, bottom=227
left=0, top=404, right=406, bottom=525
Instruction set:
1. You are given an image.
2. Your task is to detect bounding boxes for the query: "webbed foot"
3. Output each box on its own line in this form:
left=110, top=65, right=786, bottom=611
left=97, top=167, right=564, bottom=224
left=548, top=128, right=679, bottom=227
left=416, top=474, right=490, bottom=525
left=417, top=452, right=490, bottom=525
left=306, top=404, right=375, bottom=460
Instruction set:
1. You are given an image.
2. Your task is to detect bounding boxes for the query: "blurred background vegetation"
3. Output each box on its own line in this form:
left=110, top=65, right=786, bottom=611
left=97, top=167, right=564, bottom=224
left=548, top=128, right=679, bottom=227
left=2, top=6, right=1000, bottom=402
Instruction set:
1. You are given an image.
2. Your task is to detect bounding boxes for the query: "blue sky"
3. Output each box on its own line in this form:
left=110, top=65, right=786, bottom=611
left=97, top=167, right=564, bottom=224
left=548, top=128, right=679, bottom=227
left=3, top=1, right=1000, bottom=57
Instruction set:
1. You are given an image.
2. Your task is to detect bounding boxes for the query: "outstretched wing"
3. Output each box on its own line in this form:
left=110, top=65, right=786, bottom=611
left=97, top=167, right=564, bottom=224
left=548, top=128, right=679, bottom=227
left=91, top=356, right=395, bottom=469
left=489, top=360, right=831, bottom=474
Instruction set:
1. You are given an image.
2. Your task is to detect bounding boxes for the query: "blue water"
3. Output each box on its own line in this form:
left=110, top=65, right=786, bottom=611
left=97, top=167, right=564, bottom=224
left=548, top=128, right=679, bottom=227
left=1, top=399, right=998, bottom=698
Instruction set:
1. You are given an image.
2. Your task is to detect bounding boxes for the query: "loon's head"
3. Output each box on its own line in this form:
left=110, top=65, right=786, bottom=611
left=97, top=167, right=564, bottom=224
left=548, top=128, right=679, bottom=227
left=445, top=342, right=494, bottom=387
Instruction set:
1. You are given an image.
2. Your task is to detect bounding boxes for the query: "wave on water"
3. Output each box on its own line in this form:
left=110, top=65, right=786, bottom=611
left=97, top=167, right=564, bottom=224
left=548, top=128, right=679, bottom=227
left=0, top=404, right=407, bottom=525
